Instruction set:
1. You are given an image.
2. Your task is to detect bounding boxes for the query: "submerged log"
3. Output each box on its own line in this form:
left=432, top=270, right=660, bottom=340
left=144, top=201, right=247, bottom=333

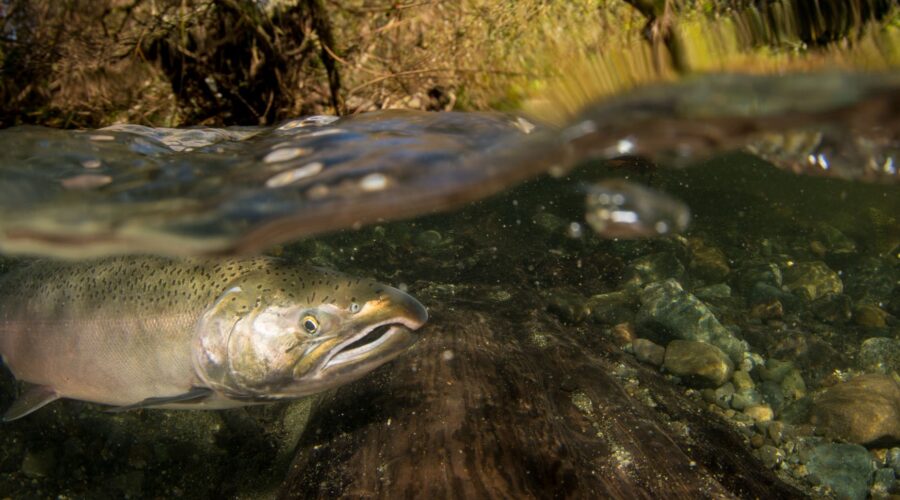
left=278, top=300, right=803, bottom=499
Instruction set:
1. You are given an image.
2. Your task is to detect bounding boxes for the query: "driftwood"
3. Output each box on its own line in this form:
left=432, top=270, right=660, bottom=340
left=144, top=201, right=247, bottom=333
left=278, top=299, right=803, bottom=499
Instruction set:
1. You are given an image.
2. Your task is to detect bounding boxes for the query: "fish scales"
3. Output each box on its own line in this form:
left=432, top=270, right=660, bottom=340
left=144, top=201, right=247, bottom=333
left=2, top=258, right=247, bottom=406
left=0, top=256, right=427, bottom=420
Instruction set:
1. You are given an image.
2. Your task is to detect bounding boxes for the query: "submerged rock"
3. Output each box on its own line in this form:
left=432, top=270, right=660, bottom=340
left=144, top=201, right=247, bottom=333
left=693, top=283, right=732, bottom=301
left=732, top=370, right=755, bottom=391
left=810, top=374, right=900, bottom=446
left=767, top=421, right=787, bottom=445
left=20, top=448, right=55, bottom=479
left=633, top=338, right=665, bottom=366
left=702, top=382, right=735, bottom=409
left=889, top=448, right=900, bottom=475
left=587, top=290, right=636, bottom=325
left=781, top=369, right=808, bottom=401
left=810, top=293, right=854, bottom=324
left=622, top=253, right=685, bottom=288
left=663, top=339, right=734, bottom=387
left=734, top=261, right=783, bottom=293
left=760, top=359, right=796, bottom=383
left=759, top=380, right=786, bottom=414
left=871, top=468, right=896, bottom=499
left=781, top=397, right=814, bottom=425
left=805, top=443, right=873, bottom=500
left=749, top=299, right=783, bottom=321
left=757, top=444, right=784, bottom=469
left=637, top=279, right=748, bottom=362
left=859, top=337, right=900, bottom=375
left=731, top=388, right=764, bottom=410
left=611, top=322, right=637, bottom=347
left=783, top=261, right=843, bottom=301
left=744, top=404, right=774, bottom=422
left=749, top=283, right=801, bottom=312
left=854, top=304, right=890, bottom=328
left=688, top=239, right=731, bottom=283
left=546, top=289, right=590, bottom=324
left=810, top=223, right=857, bottom=256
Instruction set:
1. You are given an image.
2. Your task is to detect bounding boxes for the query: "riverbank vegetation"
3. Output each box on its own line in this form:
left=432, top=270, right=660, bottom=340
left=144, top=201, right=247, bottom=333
left=0, top=0, right=895, bottom=128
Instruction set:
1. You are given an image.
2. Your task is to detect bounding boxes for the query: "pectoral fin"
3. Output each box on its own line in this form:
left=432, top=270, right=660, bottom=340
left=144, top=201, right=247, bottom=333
left=108, top=387, right=213, bottom=413
left=3, top=384, right=60, bottom=422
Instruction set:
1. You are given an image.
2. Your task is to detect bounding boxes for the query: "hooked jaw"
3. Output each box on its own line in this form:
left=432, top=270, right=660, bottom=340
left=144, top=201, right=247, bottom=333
left=194, top=271, right=429, bottom=401
left=319, top=286, right=428, bottom=374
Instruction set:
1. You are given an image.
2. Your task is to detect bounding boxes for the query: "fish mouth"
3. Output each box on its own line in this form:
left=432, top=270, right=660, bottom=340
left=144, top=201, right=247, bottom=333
left=316, top=287, right=428, bottom=378
left=321, top=290, right=428, bottom=371
left=323, top=323, right=411, bottom=369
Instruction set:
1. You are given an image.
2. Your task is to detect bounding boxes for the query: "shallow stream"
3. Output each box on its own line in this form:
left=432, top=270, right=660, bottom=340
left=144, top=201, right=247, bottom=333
left=0, top=71, right=898, bottom=499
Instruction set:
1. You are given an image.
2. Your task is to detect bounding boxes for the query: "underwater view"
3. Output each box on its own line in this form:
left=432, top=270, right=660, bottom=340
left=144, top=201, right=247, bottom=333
left=1, top=0, right=899, bottom=498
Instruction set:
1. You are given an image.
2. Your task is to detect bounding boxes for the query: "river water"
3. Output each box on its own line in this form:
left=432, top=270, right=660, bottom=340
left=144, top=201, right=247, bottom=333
left=0, top=69, right=898, bottom=498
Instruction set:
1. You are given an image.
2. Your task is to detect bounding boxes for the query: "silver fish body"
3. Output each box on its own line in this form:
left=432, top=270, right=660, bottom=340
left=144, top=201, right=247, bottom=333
left=0, top=257, right=428, bottom=420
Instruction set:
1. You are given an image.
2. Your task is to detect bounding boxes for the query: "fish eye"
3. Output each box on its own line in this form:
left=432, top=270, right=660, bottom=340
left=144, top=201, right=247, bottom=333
left=301, top=315, right=320, bottom=334
left=350, top=302, right=361, bottom=313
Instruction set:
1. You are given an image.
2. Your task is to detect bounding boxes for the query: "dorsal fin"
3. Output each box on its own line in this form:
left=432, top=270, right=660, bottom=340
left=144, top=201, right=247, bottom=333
left=3, top=384, right=59, bottom=422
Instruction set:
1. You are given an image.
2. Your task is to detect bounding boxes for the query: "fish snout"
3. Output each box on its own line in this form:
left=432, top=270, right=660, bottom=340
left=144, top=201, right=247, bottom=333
left=383, top=286, right=428, bottom=330
left=311, top=284, right=428, bottom=379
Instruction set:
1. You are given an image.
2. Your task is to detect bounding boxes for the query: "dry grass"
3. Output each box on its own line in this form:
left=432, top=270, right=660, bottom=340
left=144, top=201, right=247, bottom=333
left=1, top=0, right=645, bottom=126
left=0, top=0, right=896, bottom=128
left=326, top=0, right=647, bottom=112
left=0, top=1, right=168, bottom=127
left=323, top=1, right=620, bottom=111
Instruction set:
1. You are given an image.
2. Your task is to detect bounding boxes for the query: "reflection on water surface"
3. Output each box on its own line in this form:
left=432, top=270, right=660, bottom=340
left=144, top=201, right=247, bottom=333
left=0, top=72, right=896, bottom=259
